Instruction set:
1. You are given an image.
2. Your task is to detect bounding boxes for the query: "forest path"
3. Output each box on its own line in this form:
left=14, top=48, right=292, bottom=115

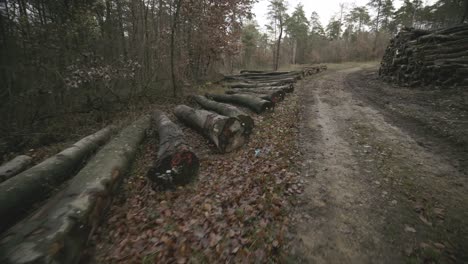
left=290, top=66, right=468, bottom=263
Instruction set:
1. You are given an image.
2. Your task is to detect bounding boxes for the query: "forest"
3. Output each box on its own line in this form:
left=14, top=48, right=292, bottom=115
left=0, top=0, right=468, bottom=263
left=1, top=0, right=467, bottom=150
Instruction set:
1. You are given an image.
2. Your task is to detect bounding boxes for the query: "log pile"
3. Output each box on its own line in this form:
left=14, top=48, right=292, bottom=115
left=0, top=66, right=327, bottom=263
left=0, top=126, right=114, bottom=233
left=302, top=65, right=328, bottom=76
left=0, top=117, right=151, bottom=264
left=379, top=24, right=468, bottom=87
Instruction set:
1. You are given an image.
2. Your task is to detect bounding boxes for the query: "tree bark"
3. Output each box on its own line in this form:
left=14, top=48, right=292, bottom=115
left=275, top=17, right=283, bottom=71
left=231, top=84, right=293, bottom=93
left=206, top=93, right=274, bottom=114
left=228, top=87, right=285, bottom=98
left=0, top=117, right=150, bottom=264
left=174, top=105, right=247, bottom=153
left=225, top=90, right=284, bottom=103
left=170, top=0, right=183, bottom=97
left=222, top=79, right=294, bottom=88
left=193, top=95, right=254, bottom=135
left=0, top=126, right=114, bottom=233
left=0, top=155, right=32, bottom=183
left=147, top=110, right=199, bottom=188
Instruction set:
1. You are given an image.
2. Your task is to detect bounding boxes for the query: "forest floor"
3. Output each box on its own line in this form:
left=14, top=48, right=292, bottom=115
left=289, top=64, right=468, bottom=263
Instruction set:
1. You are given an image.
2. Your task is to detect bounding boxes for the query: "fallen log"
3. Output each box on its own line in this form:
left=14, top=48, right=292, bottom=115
left=206, top=93, right=274, bottom=114
left=0, top=126, right=114, bottom=233
left=226, top=90, right=282, bottom=103
left=193, top=95, right=254, bottom=135
left=0, top=155, right=32, bottom=183
left=147, top=110, right=199, bottom=188
left=174, top=105, right=247, bottom=153
left=226, top=88, right=285, bottom=100
left=230, top=86, right=291, bottom=95
left=0, top=116, right=150, bottom=264
left=240, top=70, right=267, bottom=74
left=223, top=80, right=290, bottom=88
left=227, top=87, right=285, bottom=98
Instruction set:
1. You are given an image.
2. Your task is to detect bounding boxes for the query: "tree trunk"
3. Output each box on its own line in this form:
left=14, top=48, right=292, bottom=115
left=174, top=105, right=247, bottom=153
left=232, top=84, right=293, bottom=93
left=275, top=20, right=283, bottom=71
left=193, top=95, right=254, bottom=135
left=222, top=79, right=294, bottom=88
left=0, top=155, right=32, bottom=183
left=0, top=117, right=150, bottom=264
left=225, top=90, right=284, bottom=103
left=206, top=93, right=274, bottom=114
left=170, top=0, right=183, bottom=97
left=147, top=110, right=199, bottom=188
left=0, top=126, right=115, bottom=233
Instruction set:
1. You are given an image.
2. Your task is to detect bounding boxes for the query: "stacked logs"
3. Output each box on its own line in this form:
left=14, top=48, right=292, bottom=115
left=174, top=69, right=320, bottom=154
left=0, top=67, right=326, bottom=264
left=379, top=24, right=468, bottom=87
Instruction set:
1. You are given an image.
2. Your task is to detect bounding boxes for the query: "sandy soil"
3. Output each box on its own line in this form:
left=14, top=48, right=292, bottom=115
left=290, top=65, right=468, bottom=263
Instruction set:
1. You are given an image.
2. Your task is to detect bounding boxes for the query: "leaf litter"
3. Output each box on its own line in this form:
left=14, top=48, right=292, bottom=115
left=86, top=93, right=303, bottom=263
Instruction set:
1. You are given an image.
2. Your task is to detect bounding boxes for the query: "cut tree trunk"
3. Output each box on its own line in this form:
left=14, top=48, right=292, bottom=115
left=0, top=155, right=32, bottom=183
left=226, top=92, right=281, bottom=103
left=206, top=93, right=274, bottom=114
left=225, top=89, right=284, bottom=102
left=234, top=84, right=294, bottom=93
left=147, top=110, right=199, bottom=188
left=193, top=95, right=254, bottom=135
left=0, top=126, right=114, bottom=233
left=0, top=116, right=150, bottom=264
left=174, top=105, right=247, bottom=153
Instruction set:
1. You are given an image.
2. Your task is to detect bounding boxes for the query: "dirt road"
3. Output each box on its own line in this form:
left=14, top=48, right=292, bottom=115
left=291, top=65, right=468, bottom=263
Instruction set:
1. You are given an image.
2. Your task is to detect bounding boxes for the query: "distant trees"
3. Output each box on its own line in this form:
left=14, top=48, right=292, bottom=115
left=347, top=7, right=371, bottom=33
left=0, top=0, right=466, bottom=146
left=267, top=0, right=287, bottom=70
left=285, top=4, right=309, bottom=64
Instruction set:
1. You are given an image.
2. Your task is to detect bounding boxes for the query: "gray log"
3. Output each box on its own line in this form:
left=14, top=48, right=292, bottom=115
left=0, top=126, right=114, bottom=233
left=0, top=116, right=150, bottom=264
left=174, top=105, right=247, bottom=153
left=193, top=95, right=254, bottom=135
left=0, top=155, right=32, bottom=183
left=147, top=110, right=199, bottom=188
left=206, top=93, right=274, bottom=114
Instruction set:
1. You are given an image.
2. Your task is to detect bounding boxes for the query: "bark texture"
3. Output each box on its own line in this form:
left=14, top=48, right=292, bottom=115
left=206, top=93, right=274, bottom=114
left=147, top=110, right=199, bottom=188
left=0, top=116, right=150, bottom=264
left=193, top=95, right=254, bottom=135
left=379, top=24, right=468, bottom=87
left=174, top=105, right=247, bottom=153
left=0, top=155, right=32, bottom=183
left=0, top=126, right=114, bottom=233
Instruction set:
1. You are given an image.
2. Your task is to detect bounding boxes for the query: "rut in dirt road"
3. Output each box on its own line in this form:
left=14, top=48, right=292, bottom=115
left=291, top=67, right=468, bottom=264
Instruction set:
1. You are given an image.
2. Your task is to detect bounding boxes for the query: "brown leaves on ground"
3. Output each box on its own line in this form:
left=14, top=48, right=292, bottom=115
left=87, top=93, right=302, bottom=263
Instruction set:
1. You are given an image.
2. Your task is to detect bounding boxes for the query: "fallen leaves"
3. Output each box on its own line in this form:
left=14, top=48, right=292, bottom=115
left=88, top=93, right=302, bottom=262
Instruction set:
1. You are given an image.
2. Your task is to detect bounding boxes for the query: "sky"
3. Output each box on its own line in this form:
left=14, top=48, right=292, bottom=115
left=252, top=0, right=435, bottom=31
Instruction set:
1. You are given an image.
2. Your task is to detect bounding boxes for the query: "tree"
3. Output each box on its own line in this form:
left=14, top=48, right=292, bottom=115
left=310, top=12, right=326, bottom=37
left=267, top=0, right=288, bottom=70
left=241, top=22, right=261, bottom=67
left=171, top=0, right=183, bottom=97
left=326, top=18, right=342, bottom=40
left=346, top=6, right=371, bottom=33
left=380, top=0, right=395, bottom=32
left=285, top=4, right=309, bottom=64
